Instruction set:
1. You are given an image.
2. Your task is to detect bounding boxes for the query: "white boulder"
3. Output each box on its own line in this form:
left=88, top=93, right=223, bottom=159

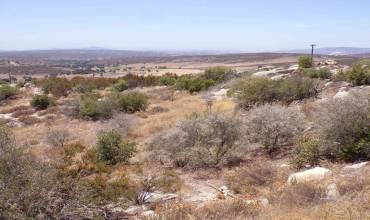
left=288, top=167, right=332, bottom=185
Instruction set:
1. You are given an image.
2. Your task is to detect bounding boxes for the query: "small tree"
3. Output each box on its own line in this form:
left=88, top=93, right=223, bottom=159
left=298, top=56, right=313, bottom=69
left=96, top=129, right=136, bottom=165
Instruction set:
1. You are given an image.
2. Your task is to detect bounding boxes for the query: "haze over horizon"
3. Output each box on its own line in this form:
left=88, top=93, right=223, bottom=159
left=1, top=0, right=370, bottom=51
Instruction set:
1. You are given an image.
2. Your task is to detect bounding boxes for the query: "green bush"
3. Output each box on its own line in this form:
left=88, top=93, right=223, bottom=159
left=175, top=75, right=215, bottom=93
left=202, top=66, right=233, bottom=82
left=30, top=95, right=54, bottom=110
left=346, top=60, right=370, bottom=86
left=112, top=79, right=128, bottom=92
left=0, top=85, right=18, bottom=101
left=298, top=56, right=313, bottom=69
left=159, top=74, right=177, bottom=86
left=96, top=129, right=136, bottom=165
left=292, top=136, right=321, bottom=169
left=303, top=68, right=331, bottom=79
left=118, top=91, right=149, bottom=113
left=230, top=76, right=319, bottom=109
left=38, top=77, right=73, bottom=98
left=77, top=93, right=115, bottom=120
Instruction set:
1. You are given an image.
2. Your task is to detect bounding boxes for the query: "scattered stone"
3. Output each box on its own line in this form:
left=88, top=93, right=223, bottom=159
left=326, top=183, right=340, bottom=201
left=288, top=167, right=332, bottom=185
left=280, top=163, right=290, bottom=168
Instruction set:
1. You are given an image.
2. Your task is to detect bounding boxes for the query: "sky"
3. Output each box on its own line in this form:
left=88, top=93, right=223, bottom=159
left=1, top=0, right=370, bottom=51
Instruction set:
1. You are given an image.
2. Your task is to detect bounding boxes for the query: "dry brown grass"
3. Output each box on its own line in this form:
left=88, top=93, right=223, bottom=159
left=132, top=93, right=235, bottom=138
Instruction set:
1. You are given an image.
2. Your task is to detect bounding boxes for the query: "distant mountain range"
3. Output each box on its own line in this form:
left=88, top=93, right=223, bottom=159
left=278, top=47, right=370, bottom=56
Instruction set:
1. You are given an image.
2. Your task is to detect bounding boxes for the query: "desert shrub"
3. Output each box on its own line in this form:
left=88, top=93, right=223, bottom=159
left=226, top=162, right=277, bottom=195
left=76, top=92, right=116, bottom=120
left=298, top=55, right=313, bottom=69
left=78, top=94, right=102, bottom=120
left=73, top=83, right=95, bottom=93
left=175, top=75, right=215, bottom=93
left=96, top=129, right=136, bottom=165
left=345, top=60, right=370, bottom=86
left=118, top=91, right=149, bottom=113
left=312, top=90, right=370, bottom=162
left=45, top=128, right=72, bottom=148
left=30, top=94, right=54, bottom=110
left=159, top=74, right=177, bottom=86
left=230, top=76, right=319, bottom=109
left=202, top=66, right=234, bottom=82
left=245, top=104, right=305, bottom=156
left=117, top=74, right=160, bottom=88
left=0, top=85, right=18, bottom=101
left=0, top=126, right=60, bottom=219
left=151, top=113, right=245, bottom=168
left=292, top=136, right=321, bottom=169
left=303, top=68, right=331, bottom=79
left=38, top=77, right=73, bottom=97
left=112, top=79, right=128, bottom=92
left=81, top=174, right=136, bottom=203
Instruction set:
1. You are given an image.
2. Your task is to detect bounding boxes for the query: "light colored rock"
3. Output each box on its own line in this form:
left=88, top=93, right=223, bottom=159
left=288, top=167, right=332, bottom=185
left=211, top=89, right=229, bottom=100
left=219, top=185, right=231, bottom=197
left=326, top=183, right=340, bottom=200
left=253, top=69, right=277, bottom=77
left=343, top=162, right=368, bottom=170
left=280, top=163, right=291, bottom=168
left=334, top=90, right=349, bottom=99
left=140, top=210, right=155, bottom=218
left=146, top=191, right=178, bottom=203
left=271, top=74, right=288, bottom=80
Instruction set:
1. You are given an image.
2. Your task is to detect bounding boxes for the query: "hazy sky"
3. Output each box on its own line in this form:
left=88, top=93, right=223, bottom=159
left=1, top=0, right=370, bottom=51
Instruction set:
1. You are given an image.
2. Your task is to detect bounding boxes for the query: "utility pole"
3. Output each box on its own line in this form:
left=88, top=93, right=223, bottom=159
left=310, top=44, right=316, bottom=67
